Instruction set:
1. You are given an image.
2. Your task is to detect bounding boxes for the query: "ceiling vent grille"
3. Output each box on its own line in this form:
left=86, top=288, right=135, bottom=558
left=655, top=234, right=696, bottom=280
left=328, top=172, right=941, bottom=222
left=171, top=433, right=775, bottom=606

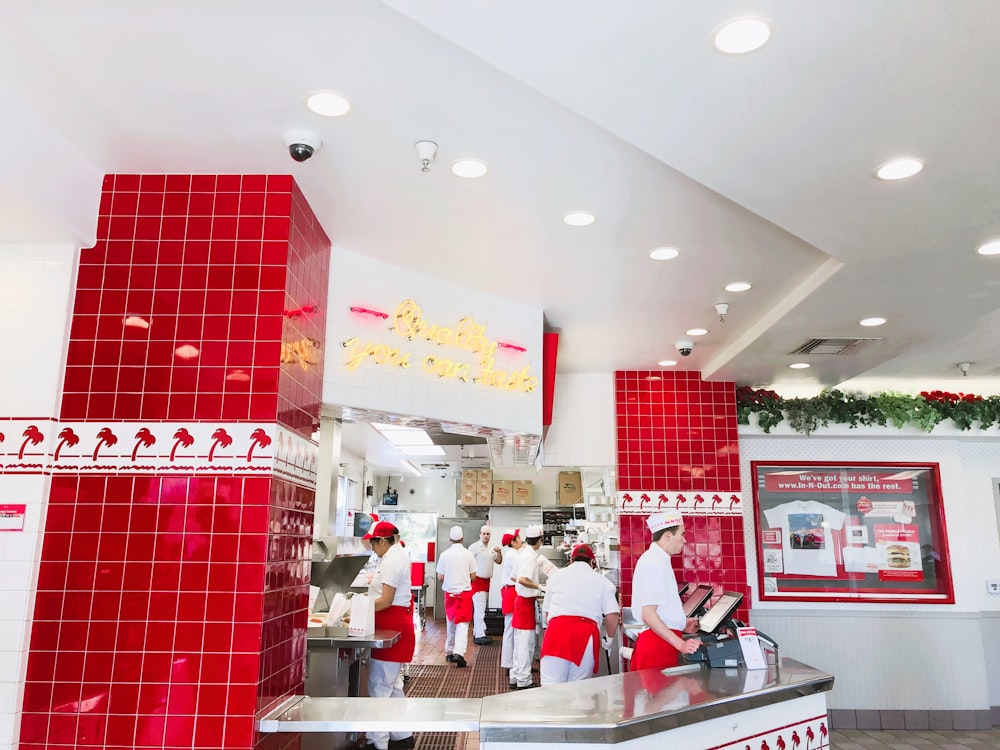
left=789, top=338, right=881, bottom=356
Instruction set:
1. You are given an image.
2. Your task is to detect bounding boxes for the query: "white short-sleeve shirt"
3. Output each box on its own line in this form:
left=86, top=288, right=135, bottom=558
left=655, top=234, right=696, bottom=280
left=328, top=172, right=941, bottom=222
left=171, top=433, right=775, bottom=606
left=370, top=543, right=412, bottom=608
left=514, top=546, right=540, bottom=598
left=542, top=561, right=618, bottom=625
left=436, top=542, right=476, bottom=594
left=500, top=546, right=521, bottom=585
left=631, top=543, right=684, bottom=630
left=469, top=540, right=496, bottom=578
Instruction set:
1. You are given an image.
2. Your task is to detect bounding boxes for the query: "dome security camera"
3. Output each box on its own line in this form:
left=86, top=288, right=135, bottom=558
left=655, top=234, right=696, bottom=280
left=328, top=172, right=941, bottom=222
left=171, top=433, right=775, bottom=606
left=676, top=339, right=695, bottom=357
left=283, top=129, right=322, bottom=163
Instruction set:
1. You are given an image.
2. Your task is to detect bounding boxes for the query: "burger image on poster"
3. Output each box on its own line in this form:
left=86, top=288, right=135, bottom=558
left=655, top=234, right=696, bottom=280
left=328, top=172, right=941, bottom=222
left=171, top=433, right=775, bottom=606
left=885, top=543, right=913, bottom=569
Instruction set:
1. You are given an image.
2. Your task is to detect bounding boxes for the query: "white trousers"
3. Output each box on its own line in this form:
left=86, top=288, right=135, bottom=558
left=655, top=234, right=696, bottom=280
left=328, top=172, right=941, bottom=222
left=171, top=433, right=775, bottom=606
left=472, top=590, right=489, bottom=638
left=539, top=636, right=597, bottom=685
left=500, top=613, right=514, bottom=670
left=366, top=658, right=412, bottom=749
left=445, top=617, right=469, bottom=658
left=510, top=627, right=535, bottom=687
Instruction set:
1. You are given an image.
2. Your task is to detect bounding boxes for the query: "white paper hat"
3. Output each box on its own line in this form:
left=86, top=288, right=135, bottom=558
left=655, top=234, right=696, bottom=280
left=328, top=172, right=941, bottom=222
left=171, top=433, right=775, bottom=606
left=449, top=525, right=464, bottom=541
left=524, top=525, right=542, bottom=538
left=647, top=512, right=684, bottom=533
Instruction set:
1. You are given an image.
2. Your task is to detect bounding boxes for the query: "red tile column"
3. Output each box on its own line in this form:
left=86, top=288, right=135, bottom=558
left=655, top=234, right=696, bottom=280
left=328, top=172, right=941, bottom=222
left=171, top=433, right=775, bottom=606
left=19, top=175, right=329, bottom=750
left=614, top=371, right=749, bottom=623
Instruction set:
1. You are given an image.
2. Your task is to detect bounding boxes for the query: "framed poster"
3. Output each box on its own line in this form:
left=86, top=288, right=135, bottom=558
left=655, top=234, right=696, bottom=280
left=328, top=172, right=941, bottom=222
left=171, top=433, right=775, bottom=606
left=751, top=462, right=954, bottom=604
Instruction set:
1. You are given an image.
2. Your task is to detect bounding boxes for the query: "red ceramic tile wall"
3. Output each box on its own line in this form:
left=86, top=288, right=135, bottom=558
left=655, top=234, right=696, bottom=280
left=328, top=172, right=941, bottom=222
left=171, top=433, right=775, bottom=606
left=275, top=183, right=330, bottom=437
left=62, top=174, right=333, bottom=427
left=614, top=371, right=740, bottom=491
left=614, top=371, right=749, bottom=624
left=23, top=475, right=295, bottom=750
left=618, top=514, right=750, bottom=624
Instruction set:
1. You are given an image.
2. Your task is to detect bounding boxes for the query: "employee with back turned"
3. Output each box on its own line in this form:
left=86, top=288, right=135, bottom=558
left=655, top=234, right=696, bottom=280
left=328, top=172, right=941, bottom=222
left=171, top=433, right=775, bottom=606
left=436, top=525, right=477, bottom=668
left=630, top=511, right=702, bottom=670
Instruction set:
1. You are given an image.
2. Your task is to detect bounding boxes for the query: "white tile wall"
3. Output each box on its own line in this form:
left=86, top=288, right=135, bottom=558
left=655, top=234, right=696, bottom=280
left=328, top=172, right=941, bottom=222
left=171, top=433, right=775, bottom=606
left=0, top=243, right=76, bottom=750
left=541, top=373, right=616, bottom=467
left=0, top=245, right=77, bottom=417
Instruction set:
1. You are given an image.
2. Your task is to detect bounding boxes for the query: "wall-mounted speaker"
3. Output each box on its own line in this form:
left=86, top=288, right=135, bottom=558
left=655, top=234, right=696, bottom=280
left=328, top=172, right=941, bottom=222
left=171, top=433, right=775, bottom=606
left=366, top=485, right=374, bottom=497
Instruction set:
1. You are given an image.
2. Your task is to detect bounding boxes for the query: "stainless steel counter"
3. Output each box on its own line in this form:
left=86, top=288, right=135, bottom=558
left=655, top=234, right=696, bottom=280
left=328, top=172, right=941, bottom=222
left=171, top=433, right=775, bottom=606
left=478, top=657, right=833, bottom=743
left=306, top=627, right=401, bottom=649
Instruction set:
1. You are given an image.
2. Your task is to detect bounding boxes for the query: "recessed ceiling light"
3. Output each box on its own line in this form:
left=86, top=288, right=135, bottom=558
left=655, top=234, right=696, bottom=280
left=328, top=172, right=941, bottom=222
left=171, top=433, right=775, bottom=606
left=789, top=362, right=811, bottom=369
left=658, top=360, right=677, bottom=367
left=724, top=281, right=752, bottom=292
left=976, top=240, right=1000, bottom=256
left=874, top=158, right=924, bottom=181
left=713, top=17, right=772, bottom=54
left=648, top=247, right=680, bottom=260
left=305, top=91, right=351, bottom=117
left=451, top=159, right=488, bottom=178
left=859, top=317, right=887, bottom=327
left=685, top=328, right=709, bottom=337
left=563, top=211, right=596, bottom=226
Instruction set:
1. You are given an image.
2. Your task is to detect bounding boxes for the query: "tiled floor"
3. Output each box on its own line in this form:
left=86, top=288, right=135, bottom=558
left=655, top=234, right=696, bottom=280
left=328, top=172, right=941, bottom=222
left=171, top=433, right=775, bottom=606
left=409, top=611, right=1000, bottom=750
left=830, top=728, right=1000, bottom=748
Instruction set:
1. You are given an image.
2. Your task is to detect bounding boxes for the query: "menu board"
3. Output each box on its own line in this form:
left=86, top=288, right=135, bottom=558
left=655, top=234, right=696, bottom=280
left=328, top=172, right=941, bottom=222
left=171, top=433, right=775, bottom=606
left=751, top=462, right=954, bottom=604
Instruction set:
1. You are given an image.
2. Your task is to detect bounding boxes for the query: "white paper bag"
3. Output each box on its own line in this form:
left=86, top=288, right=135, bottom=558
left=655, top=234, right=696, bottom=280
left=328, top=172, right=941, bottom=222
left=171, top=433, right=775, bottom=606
left=348, top=593, right=376, bottom=637
left=325, top=593, right=352, bottom=627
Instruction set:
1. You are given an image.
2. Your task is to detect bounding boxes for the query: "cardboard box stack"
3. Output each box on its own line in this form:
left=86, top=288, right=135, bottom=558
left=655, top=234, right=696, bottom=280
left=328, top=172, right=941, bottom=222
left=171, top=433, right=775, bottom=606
left=558, top=471, right=583, bottom=506
left=512, top=480, right=533, bottom=505
left=460, top=470, right=477, bottom=506
left=493, top=480, right=513, bottom=505
left=476, top=469, right=494, bottom=505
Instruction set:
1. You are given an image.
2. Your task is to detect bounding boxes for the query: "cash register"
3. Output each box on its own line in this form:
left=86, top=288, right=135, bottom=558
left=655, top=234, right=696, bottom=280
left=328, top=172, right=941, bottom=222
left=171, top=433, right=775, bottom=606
left=683, top=591, right=778, bottom=668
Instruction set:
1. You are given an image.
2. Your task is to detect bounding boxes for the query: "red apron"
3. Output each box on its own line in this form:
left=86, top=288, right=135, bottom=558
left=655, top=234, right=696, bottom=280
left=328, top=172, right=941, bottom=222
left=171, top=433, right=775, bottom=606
left=500, top=585, right=516, bottom=615
left=471, top=576, right=491, bottom=594
left=540, top=615, right=600, bottom=672
left=630, top=628, right=684, bottom=671
left=512, top=594, right=536, bottom=630
left=371, top=605, right=415, bottom=663
left=444, top=590, right=473, bottom=623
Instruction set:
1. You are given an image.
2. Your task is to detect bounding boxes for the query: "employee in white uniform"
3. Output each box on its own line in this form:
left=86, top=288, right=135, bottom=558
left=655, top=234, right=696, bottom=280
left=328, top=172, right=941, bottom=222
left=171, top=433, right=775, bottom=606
left=363, top=521, right=416, bottom=750
left=510, top=524, right=543, bottom=689
left=630, top=511, right=702, bottom=670
left=498, top=528, right=523, bottom=680
left=539, top=543, right=619, bottom=685
left=468, top=525, right=501, bottom=645
left=435, top=525, right=477, bottom=668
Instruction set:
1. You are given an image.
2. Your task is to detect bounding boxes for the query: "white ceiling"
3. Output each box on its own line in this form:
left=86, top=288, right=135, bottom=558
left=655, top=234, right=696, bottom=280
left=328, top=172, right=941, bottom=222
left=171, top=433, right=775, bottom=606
left=3, top=1, right=1000, bottom=470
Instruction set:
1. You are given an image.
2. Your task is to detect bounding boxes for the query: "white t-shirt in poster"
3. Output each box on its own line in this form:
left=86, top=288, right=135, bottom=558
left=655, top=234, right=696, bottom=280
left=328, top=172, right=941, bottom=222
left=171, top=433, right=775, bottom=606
left=763, top=499, right=846, bottom=577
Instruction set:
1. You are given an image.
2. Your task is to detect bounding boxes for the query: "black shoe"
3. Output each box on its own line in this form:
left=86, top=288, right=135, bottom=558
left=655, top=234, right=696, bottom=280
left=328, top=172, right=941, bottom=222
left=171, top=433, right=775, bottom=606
left=509, top=682, right=517, bottom=689
left=516, top=683, right=536, bottom=690
left=453, top=655, right=467, bottom=668
left=388, top=737, right=415, bottom=750
left=445, top=653, right=455, bottom=662
left=473, top=637, right=494, bottom=645
left=402, top=674, right=410, bottom=683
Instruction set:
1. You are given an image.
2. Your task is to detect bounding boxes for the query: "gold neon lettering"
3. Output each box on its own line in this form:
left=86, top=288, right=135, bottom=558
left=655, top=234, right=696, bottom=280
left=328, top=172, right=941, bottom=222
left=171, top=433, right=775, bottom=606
left=342, top=337, right=410, bottom=371
left=424, top=355, right=472, bottom=381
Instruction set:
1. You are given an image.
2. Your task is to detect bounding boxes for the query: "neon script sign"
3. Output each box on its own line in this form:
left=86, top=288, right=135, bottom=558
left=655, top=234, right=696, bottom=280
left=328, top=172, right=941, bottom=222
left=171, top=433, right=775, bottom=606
left=342, top=299, right=538, bottom=393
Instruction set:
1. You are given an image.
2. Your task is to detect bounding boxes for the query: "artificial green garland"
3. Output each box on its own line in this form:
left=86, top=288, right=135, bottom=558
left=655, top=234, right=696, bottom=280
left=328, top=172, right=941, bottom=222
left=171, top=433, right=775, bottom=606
left=736, top=387, right=1000, bottom=435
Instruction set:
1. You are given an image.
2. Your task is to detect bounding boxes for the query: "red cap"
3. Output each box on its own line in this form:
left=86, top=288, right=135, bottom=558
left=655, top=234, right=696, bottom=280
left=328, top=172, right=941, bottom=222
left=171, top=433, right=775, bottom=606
left=363, top=520, right=398, bottom=540
left=570, top=543, right=595, bottom=562
left=501, top=533, right=514, bottom=546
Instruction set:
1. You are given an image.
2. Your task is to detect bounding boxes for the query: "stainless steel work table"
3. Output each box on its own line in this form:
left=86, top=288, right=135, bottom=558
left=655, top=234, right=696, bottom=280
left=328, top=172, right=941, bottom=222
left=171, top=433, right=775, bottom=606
left=306, top=627, right=401, bottom=649
left=260, top=656, right=833, bottom=746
